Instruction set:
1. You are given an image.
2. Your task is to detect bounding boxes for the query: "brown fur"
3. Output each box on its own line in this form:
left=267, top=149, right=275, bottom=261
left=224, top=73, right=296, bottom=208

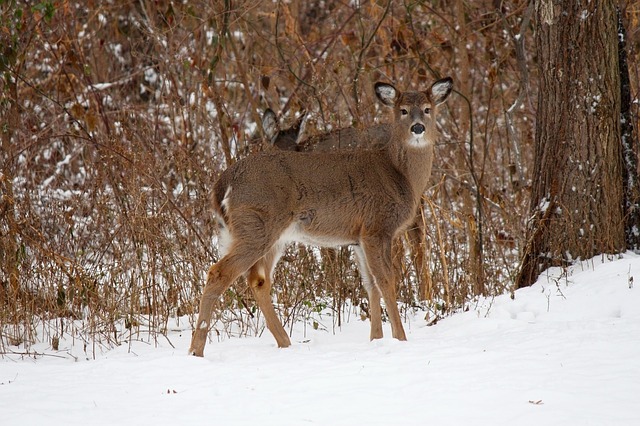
left=190, top=78, right=453, bottom=356
left=297, top=123, right=392, bottom=151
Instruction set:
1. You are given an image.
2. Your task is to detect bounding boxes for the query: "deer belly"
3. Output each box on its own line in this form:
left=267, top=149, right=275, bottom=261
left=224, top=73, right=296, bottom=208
left=279, top=222, right=355, bottom=248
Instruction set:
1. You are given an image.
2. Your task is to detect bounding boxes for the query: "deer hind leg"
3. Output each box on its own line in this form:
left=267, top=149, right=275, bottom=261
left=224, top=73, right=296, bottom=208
left=353, top=246, right=383, bottom=340
left=189, top=254, right=257, bottom=356
left=247, top=244, right=291, bottom=348
left=360, top=236, right=407, bottom=341
left=189, top=213, right=281, bottom=357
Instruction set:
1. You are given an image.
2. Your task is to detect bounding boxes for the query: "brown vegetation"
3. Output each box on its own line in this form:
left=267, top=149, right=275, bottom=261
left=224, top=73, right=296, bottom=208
left=1, top=1, right=639, bottom=354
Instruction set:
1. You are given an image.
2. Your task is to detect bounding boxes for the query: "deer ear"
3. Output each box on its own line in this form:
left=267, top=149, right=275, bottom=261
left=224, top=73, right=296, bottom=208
left=430, top=77, right=453, bottom=105
left=262, top=108, right=278, bottom=142
left=292, top=109, right=306, bottom=131
left=375, top=82, right=399, bottom=107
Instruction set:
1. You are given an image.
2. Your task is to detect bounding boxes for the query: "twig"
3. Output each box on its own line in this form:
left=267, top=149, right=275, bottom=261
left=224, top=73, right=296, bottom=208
left=352, top=1, right=392, bottom=117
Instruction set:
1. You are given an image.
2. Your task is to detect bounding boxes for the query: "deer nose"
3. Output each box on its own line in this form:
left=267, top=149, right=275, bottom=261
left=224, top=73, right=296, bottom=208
left=411, top=123, right=425, bottom=135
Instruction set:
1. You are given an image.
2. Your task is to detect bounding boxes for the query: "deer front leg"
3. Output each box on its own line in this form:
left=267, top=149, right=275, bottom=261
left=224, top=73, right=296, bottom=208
left=361, top=236, right=407, bottom=341
left=407, top=202, right=431, bottom=301
left=366, top=285, right=384, bottom=340
left=353, top=246, right=383, bottom=340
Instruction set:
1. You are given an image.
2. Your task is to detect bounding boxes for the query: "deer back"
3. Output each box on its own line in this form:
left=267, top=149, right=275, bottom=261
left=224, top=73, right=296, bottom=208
left=296, top=123, right=392, bottom=152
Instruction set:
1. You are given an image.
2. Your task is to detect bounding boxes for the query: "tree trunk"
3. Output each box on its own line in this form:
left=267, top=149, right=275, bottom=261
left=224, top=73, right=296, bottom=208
left=617, top=7, right=640, bottom=251
left=516, top=0, right=625, bottom=288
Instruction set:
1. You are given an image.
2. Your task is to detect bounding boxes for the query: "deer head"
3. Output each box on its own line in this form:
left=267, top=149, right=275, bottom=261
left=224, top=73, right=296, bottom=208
left=261, top=108, right=305, bottom=152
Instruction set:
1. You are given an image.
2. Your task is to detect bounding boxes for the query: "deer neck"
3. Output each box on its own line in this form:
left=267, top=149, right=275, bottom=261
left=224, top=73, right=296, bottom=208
left=386, top=136, right=434, bottom=201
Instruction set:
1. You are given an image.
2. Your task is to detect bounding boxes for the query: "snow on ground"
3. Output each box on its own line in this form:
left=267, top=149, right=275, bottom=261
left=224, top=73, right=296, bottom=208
left=2, top=253, right=639, bottom=425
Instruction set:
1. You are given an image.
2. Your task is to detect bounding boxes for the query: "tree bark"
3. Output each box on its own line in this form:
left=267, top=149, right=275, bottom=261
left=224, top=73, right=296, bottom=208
left=517, top=0, right=625, bottom=288
left=617, top=7, right=640, bottom=251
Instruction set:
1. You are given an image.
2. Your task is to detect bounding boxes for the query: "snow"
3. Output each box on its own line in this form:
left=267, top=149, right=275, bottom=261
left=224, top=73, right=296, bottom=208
left=2, top=253, right=640, bottom=425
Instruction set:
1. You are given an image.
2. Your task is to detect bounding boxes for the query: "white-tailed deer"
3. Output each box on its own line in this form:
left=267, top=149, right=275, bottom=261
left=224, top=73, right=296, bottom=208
left=245, top=109, right=305, bottom=154
left=261, top=108, right=305, bottom=151
left=190, top=77, right=453, bottom=356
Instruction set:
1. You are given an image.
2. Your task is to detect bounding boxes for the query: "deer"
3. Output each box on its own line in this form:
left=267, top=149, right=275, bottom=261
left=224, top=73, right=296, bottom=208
left=243, top=108, right=305, bottom=155
left=260, top=108, right=305, bottom=152
left=189, top=77, right=453, bottom=356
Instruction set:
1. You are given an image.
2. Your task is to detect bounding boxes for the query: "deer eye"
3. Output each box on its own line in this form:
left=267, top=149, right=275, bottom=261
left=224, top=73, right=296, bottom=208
left=400, top=109, right=408, bottom=116
left=424, top=107, right=431, bottom=114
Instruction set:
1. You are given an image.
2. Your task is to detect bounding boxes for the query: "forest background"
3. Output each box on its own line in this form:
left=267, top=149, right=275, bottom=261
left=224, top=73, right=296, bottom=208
left=1, top=0, right=639, bottom=353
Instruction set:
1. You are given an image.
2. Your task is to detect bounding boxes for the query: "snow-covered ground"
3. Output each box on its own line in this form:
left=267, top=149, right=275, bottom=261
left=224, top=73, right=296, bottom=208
left=2, top=253, right=639, bottom=425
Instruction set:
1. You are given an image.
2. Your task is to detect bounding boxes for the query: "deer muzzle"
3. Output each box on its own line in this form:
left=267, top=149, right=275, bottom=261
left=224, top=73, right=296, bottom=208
left=411, top=123, right=425, bottom=135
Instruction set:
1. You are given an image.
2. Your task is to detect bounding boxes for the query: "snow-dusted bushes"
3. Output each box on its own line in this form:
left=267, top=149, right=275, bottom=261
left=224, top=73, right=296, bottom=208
left=2, top=1, right=637, bottom=354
